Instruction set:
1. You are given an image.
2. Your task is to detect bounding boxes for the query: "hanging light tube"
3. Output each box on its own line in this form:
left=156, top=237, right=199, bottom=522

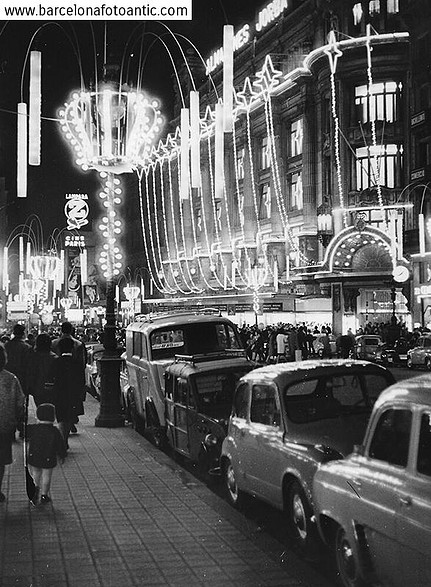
left=19, top=237, right=24, bottom=273
left=80, top=249, right=88, bottom=285
left=419, top=213, right=426, bottom=255
left=214, top=102, right=224, bottom=201
left=17, top=103, right=28, bottom=198
left=2, top=247, right=8, bottom=295
left=223, top=25, right=234, bottom=133
left=190, top=92, right=201, bottom=188
left=26, top=241, right=31, bottom=275
left=29, top=50, right=41, bottom=166
left=180, top=108, right=190, bottom=200
left=102, top=88, right=113, bottom=158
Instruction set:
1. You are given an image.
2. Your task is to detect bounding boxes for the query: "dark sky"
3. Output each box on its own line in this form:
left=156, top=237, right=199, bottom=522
left=0, top=0, right=267, bottom=236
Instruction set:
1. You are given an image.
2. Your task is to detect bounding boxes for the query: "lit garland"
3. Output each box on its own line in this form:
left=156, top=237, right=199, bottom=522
left=156, top=154, right=190, bottom=295
left=97, top=172, right=123, bottom=280
left=365, top=25, right=387, bottom=228
left=324, top=31, right=347, bottom=228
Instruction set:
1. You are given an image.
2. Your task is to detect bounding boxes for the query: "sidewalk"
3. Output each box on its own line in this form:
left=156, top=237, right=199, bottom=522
left=0, top=396, right=333, bottom=587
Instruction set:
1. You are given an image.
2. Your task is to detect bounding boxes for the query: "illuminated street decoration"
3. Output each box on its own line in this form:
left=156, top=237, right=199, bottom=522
left=17, top=103, right=28, bottom=198
left=59, top=88, right=162, bottom=174
left=29, top=51, right=41, bottom=166
left=324, top=31, right=347, bottom=228
left=97, top=172, right=123, bottom=280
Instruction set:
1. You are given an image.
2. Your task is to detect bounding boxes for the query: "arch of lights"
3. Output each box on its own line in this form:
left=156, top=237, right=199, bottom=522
left=135, top=28, right=409, bottom=297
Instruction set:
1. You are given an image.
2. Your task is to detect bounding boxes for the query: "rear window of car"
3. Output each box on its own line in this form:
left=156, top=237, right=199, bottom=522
left=150, top=322, right=241, bottom=360
left=364, top=338, right=380, bottom=345
left=284, top=371, right=392, bottom=423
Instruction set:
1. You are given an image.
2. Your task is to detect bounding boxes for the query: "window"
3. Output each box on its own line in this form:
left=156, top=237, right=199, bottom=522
left=417, top=412, right=431, bottom=477
left=251, top=385, right=281, bottom=427
left=174, top=379, right=188, bottom=405
left=369, top=408, right=412, bottom=467
left=133, top=332, right=142, bottom=357
left=236, top=147, right=245, bottom=180
left=258, top=183, right=271, bottom=220
left=260, top=136, right=271, bottom=169
left=355, top=82, right=402, bottom=124
left=291, top=172, right=303, bottom=209
left=290, top=119, right=303, bottom=157
left=233, top=383, right=249, bottom=419
left=355, top=144, right=402, bottom=190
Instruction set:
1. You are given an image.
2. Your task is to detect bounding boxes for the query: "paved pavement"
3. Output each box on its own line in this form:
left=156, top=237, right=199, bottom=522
left=0, top=396, right=334, bottom=587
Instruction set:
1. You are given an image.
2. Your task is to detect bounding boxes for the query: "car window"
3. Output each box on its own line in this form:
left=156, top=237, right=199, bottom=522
left=417, top=412, right=431, bottom=477
left=425, top=339, right=431, bottom=348
left=194, top=368, right=250, bottom=418
left=233, top=383, right=249, bottom=419
left=369, top=408, right=412, bottom=467
left=173, top=379, right=188, bottom=406
left=250, top=385, right=281, bottom=427
left=133, top=332, right=142, bottom=357
left=284, top=372, right=391, bottom=423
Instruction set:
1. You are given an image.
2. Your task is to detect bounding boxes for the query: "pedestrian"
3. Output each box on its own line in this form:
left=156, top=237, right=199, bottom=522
left=26, top=403, right=67, bottom=505
left=52, top=322, right=87, bottom=434
left=52, top=337, right=86, bottom=449
left=27, top=333, right=57, bottom=407
left=5, top=323, right=31, bottom=394
left=0, top=343, right=25, bottom=502
left=276, top=328, right=287, bottom=363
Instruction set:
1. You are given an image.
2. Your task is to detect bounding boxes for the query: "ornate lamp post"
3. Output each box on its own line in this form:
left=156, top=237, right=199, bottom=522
left=59, top=83, right=162, bottom=428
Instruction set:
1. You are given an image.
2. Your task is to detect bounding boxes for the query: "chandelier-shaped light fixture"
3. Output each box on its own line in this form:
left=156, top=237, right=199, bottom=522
left=58, top=86, right=163, bottom=174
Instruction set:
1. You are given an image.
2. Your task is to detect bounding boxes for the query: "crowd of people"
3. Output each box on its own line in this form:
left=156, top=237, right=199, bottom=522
left=238, top=319, right=423, bottom=364
left=0, top=321, right=87, bottom=505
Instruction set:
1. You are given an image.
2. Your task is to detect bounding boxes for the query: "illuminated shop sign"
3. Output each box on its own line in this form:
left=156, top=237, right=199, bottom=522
left=64, top=193, right=89, bottom=231
left=205, top=0, right=292, bottom=74
left=415, top=285, right=431, bottom=297
left=65, top=234, right=86, bottom=248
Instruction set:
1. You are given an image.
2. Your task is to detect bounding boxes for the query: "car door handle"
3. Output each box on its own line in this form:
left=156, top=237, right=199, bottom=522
left=399, top=496, right=412, bottom=507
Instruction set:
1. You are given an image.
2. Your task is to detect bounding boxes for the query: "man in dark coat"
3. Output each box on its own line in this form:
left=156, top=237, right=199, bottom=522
left=52, top=337, right=86, bottom=448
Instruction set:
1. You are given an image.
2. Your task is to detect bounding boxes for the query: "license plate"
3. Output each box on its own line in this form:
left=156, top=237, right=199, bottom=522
left=388, top=358, right=393, bottom=362
left=399, top=355, right=407, bottom=360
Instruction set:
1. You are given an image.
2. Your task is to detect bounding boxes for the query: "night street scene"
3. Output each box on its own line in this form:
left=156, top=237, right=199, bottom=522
left=0, top=1, right=431, bottom=586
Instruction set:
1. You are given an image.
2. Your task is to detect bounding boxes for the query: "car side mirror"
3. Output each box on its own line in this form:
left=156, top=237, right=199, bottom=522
left=353, top=444, right=365, bottom=456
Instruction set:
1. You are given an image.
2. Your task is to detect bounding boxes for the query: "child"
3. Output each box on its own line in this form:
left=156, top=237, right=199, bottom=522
left=26, top=403, right=67, bottom=505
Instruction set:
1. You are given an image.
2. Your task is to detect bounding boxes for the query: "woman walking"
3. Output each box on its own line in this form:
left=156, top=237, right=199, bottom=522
left=0, top=343, right=25, bottom=502
left=27, top=333, right=57, bottom=406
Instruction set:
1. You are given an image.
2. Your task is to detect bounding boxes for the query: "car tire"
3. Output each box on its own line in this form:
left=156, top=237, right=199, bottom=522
left=286, top=481, right=314, bottom=551
left=407, top=357, right=413, bottom=369
left=426, top=358, right=431, bottom=371
left=334, top=525, right=366, bottom=587
left=223, top=459, right=244, bottom=508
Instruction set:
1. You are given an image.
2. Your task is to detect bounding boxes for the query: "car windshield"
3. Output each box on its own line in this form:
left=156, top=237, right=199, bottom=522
left=283, top=371, right=392, bottom=423
left=193, top=367, right=251, bottom=419
left=150, top=322, right=241, bottom=360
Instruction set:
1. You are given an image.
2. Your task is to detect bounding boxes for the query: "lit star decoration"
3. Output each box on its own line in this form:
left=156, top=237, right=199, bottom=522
left=253, top=55, right=283, bottom=95
left=323, top=30, right=343, bottom=75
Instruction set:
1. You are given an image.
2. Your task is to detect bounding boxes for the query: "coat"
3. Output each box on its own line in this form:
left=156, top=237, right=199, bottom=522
left=27, top=423, right=67, bottom=468
left=0, top=369, right=25, bottom=435
left=52, top=354, right=85, bottom=423
left=26, top=350, right=57, bottom=406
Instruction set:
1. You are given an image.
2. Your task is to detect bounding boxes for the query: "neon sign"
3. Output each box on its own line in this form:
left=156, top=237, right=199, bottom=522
left=205, top=0, right=291, bottom=74
left=64, top=193, right=89, bottom=230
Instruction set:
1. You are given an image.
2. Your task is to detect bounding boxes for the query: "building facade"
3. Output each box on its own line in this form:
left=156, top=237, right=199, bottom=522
left=127, top=0, right=431, bottom=333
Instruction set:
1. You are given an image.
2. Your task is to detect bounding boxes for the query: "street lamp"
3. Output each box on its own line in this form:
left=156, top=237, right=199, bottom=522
left=59, top=82, right=163, bottom=428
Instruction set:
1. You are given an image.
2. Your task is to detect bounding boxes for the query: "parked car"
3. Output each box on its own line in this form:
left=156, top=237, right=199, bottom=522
left=313, top=374, right=431, bottom=587
left=220, top=359, right=395, bottom=550
left=164, top=351, right=255, bottom=473
left=376, top=337, right=410, bottom=367
left=124, top=310, right=244, bottom=446
left=407, top=334, right=431, bottom=370
left=353, top=335, right=382, bottom=361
